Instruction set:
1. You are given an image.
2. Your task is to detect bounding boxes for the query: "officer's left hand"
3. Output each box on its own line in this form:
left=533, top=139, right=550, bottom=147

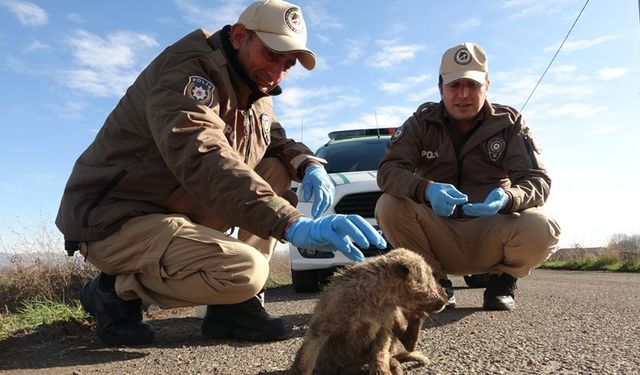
left=285, top=214, right=387, bottom=262
left=301, top=164, right=335, bottom=218
left=462, top=187, right=509, bottom=217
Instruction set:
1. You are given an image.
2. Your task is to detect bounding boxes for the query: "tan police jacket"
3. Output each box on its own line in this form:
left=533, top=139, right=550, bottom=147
left=56, top=27, right=321, bottom=243
left=377, top=101, right=550, bottom=217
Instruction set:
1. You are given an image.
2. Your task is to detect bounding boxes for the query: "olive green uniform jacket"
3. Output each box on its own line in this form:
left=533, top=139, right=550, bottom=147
left=56, top=27, right=320, bottom=244
left=377, top=101, right=550, bottom=216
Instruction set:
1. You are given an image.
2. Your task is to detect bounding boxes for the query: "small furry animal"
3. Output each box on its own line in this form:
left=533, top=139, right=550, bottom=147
left=289, top=248, right=448, bottom=375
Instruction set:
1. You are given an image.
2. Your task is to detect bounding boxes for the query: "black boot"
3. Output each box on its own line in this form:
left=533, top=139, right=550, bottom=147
left=438, top=278, right=456, bottom=309
left=80, top=272, right=155, bottom=346
left=202, top=294, right=292, bottom=342
left=483, top=273, right=517, bottom=311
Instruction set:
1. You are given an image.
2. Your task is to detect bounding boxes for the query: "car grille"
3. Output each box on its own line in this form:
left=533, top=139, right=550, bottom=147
left=333, top=191, right=383, bottom=218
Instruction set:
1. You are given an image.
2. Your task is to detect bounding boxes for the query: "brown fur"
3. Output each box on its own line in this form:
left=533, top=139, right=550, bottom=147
left=289, top=248, right=448, bottom=375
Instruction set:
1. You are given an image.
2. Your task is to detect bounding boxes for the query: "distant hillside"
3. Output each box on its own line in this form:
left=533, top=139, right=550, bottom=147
left=0, top=253, right=10, bottom=267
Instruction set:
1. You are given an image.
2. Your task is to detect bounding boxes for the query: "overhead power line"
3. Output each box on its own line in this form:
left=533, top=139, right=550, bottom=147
left=520, top=0, right=591, bottom=112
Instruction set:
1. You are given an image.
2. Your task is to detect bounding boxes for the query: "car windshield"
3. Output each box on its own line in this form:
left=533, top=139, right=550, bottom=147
left=316, top=137, right=390, bottom=173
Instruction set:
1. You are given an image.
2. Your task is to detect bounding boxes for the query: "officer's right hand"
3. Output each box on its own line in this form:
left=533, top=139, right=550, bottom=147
left=285, top=215, right=387, bottom=262
left=425, top=182, right=468, bottom=217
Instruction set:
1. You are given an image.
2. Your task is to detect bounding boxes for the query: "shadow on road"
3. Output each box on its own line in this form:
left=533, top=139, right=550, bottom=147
left=425, top=307, right=481, bottom=329
left=266, top=284, right=320, bottom=302
left=0, top=322, right=148, bottom=371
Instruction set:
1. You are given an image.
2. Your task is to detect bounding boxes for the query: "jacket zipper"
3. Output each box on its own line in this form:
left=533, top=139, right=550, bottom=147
left=244, top=106, right=253, bottom=163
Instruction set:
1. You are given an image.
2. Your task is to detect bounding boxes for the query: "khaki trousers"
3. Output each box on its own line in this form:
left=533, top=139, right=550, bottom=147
left=80, top=158, right=292, bottom=308
left=375, top=193, right=561, bottom=279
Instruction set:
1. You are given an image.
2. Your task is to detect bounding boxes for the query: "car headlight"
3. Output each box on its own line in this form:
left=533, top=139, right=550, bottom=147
left=297, top=248, right=335, bottom=259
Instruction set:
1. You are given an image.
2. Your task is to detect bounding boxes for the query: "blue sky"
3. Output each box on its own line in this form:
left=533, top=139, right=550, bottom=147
left=0, top=0, right=638, bottom=250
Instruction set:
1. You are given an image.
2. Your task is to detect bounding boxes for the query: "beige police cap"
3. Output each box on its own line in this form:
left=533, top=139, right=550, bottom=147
left=238, top=0, right=316, bottom=70
left=439, top=42, right=488, bottom=85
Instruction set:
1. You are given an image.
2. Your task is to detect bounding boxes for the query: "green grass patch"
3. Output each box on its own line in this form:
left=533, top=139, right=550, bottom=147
left=0, top=298, right=88, bottom=340
left=539, top=256, right=640, bottom=273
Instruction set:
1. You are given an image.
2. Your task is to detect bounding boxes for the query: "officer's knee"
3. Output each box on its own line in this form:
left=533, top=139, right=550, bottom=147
left=518, top=208, right=561, bottom=256
left=375, top=193, right=406, bottom=223
left=202, top=247, right=269, bottom=305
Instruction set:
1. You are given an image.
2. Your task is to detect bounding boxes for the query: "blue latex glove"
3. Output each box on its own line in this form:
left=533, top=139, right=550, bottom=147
left=285, top=214, right=387, bottom=262
left=463, top=187, right=508, bottom=217
left=302, top=164, right=335, bottom=218
left=425, top=182, right=468, bottom=217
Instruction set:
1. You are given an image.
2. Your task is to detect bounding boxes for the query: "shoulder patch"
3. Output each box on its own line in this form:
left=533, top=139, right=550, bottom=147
left=487, top=136, right=506, bottom=162
left=390, top=126, right=405, bottom=143
left=184, top=75, right=215, bottom=107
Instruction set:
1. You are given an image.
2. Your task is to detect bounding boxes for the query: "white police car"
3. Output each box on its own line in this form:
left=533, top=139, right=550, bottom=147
left=289, top=128, right=396, bottom=292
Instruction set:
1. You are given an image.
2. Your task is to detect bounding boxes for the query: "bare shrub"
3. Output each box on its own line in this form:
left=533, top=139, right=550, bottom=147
left=0, top=254, right=96, bottom=312
left=607, top=233, right=640, bottom=261
left=0, top=216, right=97, bottom=312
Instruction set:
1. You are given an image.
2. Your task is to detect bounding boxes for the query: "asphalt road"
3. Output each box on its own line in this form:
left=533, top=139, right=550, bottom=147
left=1, top=269, right=638, bottom=374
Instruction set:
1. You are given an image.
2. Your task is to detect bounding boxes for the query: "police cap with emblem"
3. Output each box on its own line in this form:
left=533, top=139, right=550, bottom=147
left=439, top=42, right=488, bottom=85
left=238, top=0, right=316, bottom=70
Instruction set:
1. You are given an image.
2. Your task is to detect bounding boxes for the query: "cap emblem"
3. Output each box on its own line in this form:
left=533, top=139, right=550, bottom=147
left=454, top=47, right=472, bottom=66
left=284, top=7, right=304, bottom=33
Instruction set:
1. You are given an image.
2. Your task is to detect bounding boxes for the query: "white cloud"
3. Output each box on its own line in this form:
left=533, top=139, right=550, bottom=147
left=378, top=74, right=429, bottom=94
left=549, top=65, right=577, bottom=74
left=548, top=65, right=578, bottom=82
left=275, top=85, right=365, bottom=149
left=337, top=105, right=414, bottom=131
left=343, top=37, right=368, bottom=64
left=174, top=0, right=245, bottom=28
left=278, top=86, right=337, bottom=108
left=454, top=18, right=481, bottom=33
left=490, top=67, right=598, bottom=108
left=545, top=35, right=620, bottom=53
left=368, top=40, right=424, bottom=69
left=0, top=0, right=47, bottom=26
left=281, top=93, right=362, bottom=126
left=316, top=34, right=331, bottom=45
left=61, top=29, right=159, bottom=97
left=502, top=0, right=574, bottom=20
left=304, top=0, right=342, bottom=30
left=408, top=86, right=440, bottom=103
left=597, top=67, right=631, bottom=80
left=23, top=39, right=48, bottom=52
left=552, top=103, right=607, bottom=119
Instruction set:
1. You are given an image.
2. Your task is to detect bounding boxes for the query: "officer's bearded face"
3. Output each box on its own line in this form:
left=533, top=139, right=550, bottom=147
left=233, top=26, right=297, bottom=94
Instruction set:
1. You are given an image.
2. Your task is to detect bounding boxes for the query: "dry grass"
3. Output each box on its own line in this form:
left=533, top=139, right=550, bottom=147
left=267, top=250, right=292, bottom=287
left=0, top=217, right=97, bottom=313
left=540, top=246, right=640, bottom=273
left=0, top=254, right=96, bottom=312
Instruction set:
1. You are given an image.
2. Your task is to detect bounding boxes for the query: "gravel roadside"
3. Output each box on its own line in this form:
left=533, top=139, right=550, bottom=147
left=1, top=269, right=638, bottom=374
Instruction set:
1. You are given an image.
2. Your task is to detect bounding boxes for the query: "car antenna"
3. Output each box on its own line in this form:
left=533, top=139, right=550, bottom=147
left=375, top=110, right=381, bottom=138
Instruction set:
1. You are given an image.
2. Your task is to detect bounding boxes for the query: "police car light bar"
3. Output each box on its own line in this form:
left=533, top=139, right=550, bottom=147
left=328, top=127, right=397, bottom=140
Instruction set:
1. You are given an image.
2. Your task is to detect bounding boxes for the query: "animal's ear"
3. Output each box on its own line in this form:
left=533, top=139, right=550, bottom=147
left=392, top=261, right=411, bottom=278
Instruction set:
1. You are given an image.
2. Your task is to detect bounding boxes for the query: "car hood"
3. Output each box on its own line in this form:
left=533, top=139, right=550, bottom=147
left=329, top=171, right=377, bottom=186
